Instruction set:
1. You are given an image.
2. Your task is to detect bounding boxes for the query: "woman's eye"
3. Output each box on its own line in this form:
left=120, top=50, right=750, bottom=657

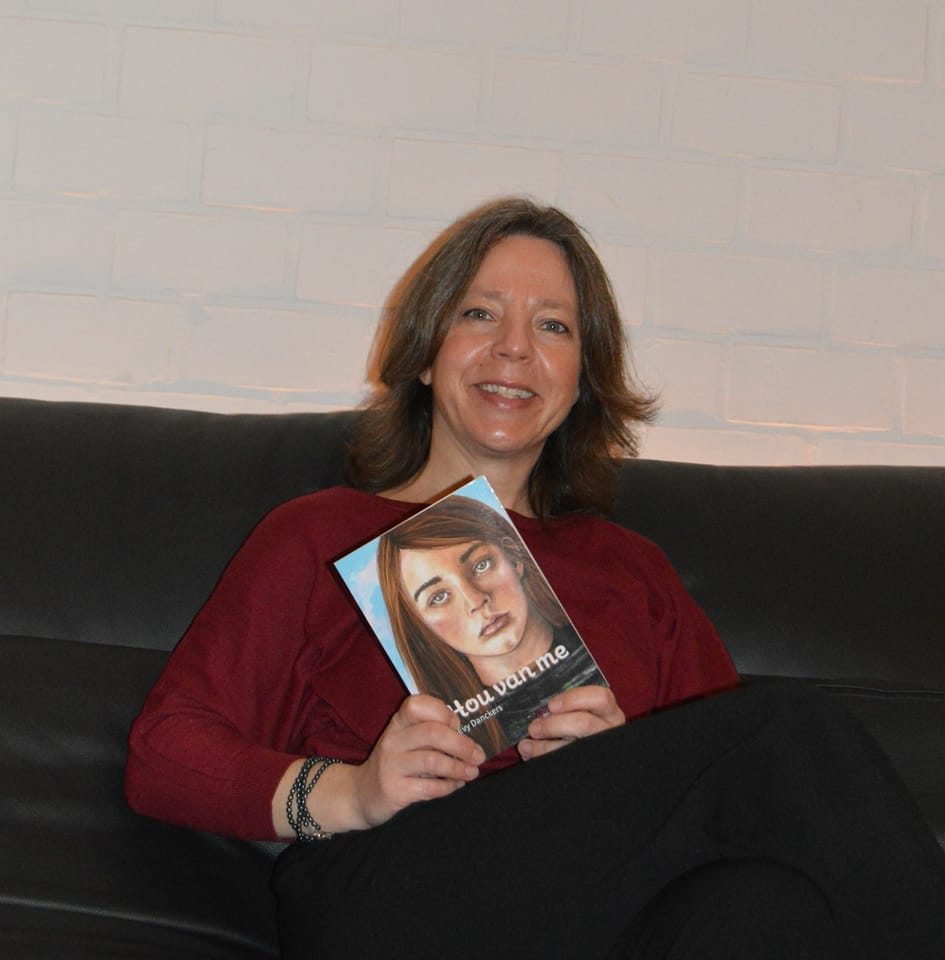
left=540, top=319, right=570, bottom=335
left=428, top=590, right=449, bottom=607
left=471, top=556, right=492, bottom=575
left=463, top=308, right=492, bottom=321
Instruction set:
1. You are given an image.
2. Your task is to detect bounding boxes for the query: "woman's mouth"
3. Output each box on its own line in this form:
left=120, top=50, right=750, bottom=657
left=480, top=612, right=510, bottom=638
left=478, top=383, right=535, bottom=400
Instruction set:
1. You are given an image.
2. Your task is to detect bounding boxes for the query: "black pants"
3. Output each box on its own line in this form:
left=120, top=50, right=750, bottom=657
left=272, top=682, right=945, bottom=959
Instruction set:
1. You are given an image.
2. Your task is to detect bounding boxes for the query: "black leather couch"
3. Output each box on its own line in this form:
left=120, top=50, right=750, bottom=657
left=2, top=396, right=943, bottom=959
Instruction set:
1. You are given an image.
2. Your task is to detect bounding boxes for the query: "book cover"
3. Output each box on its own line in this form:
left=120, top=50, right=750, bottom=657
left=334, top=476, right=608, bottom=758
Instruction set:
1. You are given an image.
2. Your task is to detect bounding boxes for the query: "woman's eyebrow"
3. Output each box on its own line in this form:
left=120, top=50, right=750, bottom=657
left=459, top=541, right=486, bottom=564
left=413, top=576, right=440, bottom=602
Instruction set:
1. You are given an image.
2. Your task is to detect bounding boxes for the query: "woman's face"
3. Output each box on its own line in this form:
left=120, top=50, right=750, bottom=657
left=398, top=539, right=533, bottom=661
left=420, top=234, right=581, bottom=472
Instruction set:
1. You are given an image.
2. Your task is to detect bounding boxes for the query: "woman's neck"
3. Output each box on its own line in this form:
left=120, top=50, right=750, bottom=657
left=381, top=437, right=538, bottom=517
left=384, top=473, right=533, bottom=517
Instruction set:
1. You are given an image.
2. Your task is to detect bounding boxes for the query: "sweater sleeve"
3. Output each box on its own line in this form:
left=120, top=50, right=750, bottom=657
left=125, top=500, right=321, bottom=840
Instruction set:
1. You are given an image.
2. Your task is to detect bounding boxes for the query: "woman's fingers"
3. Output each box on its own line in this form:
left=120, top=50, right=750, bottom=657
left=518, top=685, right=625, bottom=761
left=393, top=692, right=460, bottom=728
left=388, top=695, right=485, bottom=765
left=353, top=695, right=485, bottom=826
left=546, top=685, right=625, bottom=725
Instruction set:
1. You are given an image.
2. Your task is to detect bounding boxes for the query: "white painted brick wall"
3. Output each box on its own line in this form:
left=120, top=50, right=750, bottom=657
left=183, top=305, right=375, bottom=395
left=0, top=202, right=113, bottom=288
left=652, top=252, right=824, bottom=336
left=635, top=337, right=723, bottom=419
left=842, top=84, right=945, bottom=172
left=296, top=224, right=434, bottom=308
left=1, top=0, right=944, bottom=465
left=15, top=106, right=192, bottom=200
left=747, top=0, right=928, bottom=81
left=490, top=59, right=663, bottom=145
left=119, top=28, right=308, bottom=119
left=728, top=346, right=895, bottom=430
left=202, top=125, right=379, bottom=213
left=31, top=2, right=215, bottom=21
left=922, top=180, right=945, bottom=260
left=903, top=358, right=945, bottom=438
left=111, top=211, right=290, bottom=296
left=308, top=46, right=481, bottom=132
left=0, top=18, right=106, bottom=101
left=400, top=0, right=570, bottom=50
left=644, top=426, right=811, bottom=466
left=6, top=292, right=184, bottom=383
left=581, top=0, right=752, bottom=67
left=0, top=105, right=16, bottom=185
left=386, top=140, right=560, bottom=219
left=596, top=243, right=648, bottom=328
left=560, top=156, right=740, bottom=242
left=746, top=170, right=914, bottom=254
left=833, top=268, right=945, bottom=349
left=671, top=74, right=841, bottom=163
left=217, top=0, right=399, bottom=36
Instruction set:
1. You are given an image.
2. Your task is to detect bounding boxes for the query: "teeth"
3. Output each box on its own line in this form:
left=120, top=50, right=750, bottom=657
left=480, top=383, right=534, bottom=399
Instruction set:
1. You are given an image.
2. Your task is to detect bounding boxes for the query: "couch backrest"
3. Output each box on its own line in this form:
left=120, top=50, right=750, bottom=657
left=613, top=460, right=945, bottom=690
left=2, top=397, right=943, bottom=691
left=0, top=398, right=352, bottom=651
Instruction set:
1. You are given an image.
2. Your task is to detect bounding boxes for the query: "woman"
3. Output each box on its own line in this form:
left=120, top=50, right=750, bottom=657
left=126, top=197, right=945, bottom=959
left=376, top=494, right=606, bottom=756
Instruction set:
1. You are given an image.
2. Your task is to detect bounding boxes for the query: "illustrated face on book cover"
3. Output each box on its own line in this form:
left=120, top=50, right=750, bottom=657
left=395, top=533, right=555, bottom=686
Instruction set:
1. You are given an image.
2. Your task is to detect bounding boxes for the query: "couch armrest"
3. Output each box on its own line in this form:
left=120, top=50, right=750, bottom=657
left=0, top=634, right=279, bottom=958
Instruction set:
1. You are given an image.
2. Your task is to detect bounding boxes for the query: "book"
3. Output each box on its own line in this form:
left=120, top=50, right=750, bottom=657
left=334, top=476, right=608, bottom=758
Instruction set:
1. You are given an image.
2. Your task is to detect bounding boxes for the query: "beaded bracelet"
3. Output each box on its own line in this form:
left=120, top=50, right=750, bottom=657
left=286, top=755, right=341, bottom=842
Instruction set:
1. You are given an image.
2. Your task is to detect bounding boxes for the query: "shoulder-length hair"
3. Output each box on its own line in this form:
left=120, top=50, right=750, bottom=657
left=376, top=496, right=565, bottom=756
left=346, top=196, right=657, bottom=520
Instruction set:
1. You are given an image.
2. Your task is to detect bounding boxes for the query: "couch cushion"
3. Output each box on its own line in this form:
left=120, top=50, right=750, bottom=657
left=0, top=634, right=279, bottom=959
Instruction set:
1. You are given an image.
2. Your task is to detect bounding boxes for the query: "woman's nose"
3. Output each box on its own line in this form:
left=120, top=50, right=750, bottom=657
left=460, top=582, right=488, bottom=614
left=491, top=316, right=532, bottom=361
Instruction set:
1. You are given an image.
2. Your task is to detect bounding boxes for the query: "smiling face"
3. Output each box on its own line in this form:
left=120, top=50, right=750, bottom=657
left=420, top=233, right=582, bottom=478
left=398, top=538, right=540, bottom=668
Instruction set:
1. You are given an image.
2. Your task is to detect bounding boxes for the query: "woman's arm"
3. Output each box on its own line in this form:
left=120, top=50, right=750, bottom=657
left=126, top=497, right=342, bottom=839
left=270, top=694, right=484, bottom=839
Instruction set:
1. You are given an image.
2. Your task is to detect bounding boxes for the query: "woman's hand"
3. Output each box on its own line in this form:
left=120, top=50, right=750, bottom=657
left=517, top=685, right=625, bottom=761
left=348, top=694, right=485, bottom=829
left=272, top=695, right=483, bottom=840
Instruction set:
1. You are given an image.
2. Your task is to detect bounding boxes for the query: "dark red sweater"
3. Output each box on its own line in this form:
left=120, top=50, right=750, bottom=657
left=125, top=487, right=738, bottom=840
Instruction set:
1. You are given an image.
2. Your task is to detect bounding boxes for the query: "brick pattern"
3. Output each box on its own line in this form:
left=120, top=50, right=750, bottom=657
left=1, top=0, right=944, bottom=464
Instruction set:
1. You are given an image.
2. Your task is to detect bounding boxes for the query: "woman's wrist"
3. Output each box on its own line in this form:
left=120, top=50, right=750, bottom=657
left=272, top=758, right=371, bottom=841
left=286, top=756, right=342, bottom=841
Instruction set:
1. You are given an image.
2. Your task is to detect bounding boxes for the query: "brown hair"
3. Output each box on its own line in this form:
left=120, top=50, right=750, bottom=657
left=376, top=495, right=565, bottom=755
left=347, top=196, right=657, bottom=519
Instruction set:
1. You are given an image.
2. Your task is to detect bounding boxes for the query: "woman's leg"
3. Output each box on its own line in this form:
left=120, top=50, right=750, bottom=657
left=616, top=860, right=849, bottom=960
left=273, top=682, right=945, bottom=959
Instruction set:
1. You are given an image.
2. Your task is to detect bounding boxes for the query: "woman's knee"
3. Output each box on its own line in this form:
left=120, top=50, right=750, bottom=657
left=621, top=859, right=849, bottom=960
